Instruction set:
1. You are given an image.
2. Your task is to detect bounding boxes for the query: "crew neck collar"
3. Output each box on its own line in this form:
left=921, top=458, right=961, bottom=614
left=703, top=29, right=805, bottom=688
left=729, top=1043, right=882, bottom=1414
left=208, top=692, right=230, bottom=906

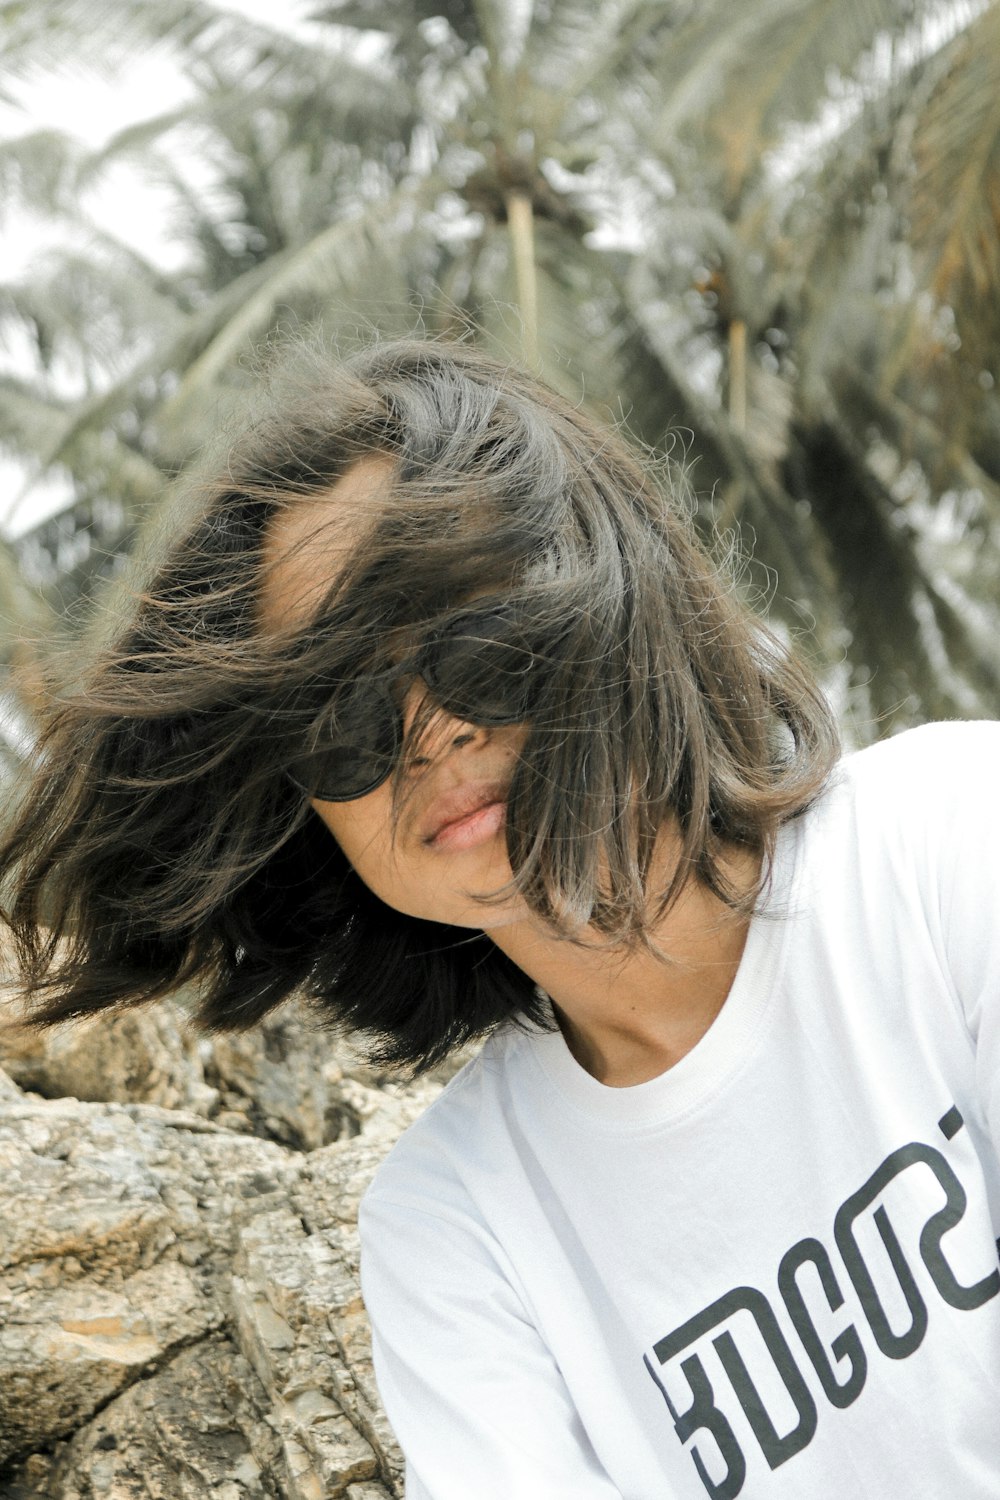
left=519, top=818, right=803, bottom=1131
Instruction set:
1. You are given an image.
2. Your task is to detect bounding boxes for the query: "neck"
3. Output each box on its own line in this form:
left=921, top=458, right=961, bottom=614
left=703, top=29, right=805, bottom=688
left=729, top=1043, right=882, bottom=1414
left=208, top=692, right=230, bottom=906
left=490, top=847, right=760, bottom=1087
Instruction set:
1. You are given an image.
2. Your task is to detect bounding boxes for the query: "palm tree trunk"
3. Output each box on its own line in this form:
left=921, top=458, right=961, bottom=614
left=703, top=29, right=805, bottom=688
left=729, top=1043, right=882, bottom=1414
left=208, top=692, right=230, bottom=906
left=728, top=318, right=747, bottom=431
left=505, top=190, right=538, bottom=365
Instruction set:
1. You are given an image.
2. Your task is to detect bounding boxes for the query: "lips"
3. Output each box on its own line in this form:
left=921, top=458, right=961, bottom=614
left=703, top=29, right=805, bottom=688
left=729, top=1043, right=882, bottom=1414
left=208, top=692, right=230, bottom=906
left=419, top=779, right=510, bottom=847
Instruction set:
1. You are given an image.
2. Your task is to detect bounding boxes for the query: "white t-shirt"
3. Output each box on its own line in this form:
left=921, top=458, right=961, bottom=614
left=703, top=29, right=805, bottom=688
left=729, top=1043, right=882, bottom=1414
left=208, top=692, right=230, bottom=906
left=359, top=721, right=1000, bottom=1499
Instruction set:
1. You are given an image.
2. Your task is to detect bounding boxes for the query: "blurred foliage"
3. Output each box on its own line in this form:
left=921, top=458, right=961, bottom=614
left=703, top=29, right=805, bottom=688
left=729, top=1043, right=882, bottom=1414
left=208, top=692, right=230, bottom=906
left=1, top=0, right=1000, bottom=746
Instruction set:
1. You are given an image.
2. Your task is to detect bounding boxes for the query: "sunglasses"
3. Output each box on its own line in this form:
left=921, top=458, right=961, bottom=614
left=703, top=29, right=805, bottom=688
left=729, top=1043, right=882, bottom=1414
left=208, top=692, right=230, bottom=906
left=287, top=605, right=540, bottom=802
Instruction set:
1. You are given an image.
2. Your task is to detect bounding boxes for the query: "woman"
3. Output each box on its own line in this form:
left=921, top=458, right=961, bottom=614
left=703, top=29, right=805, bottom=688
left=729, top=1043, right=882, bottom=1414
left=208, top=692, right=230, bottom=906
left=3, top=339, right=998, bottom=1498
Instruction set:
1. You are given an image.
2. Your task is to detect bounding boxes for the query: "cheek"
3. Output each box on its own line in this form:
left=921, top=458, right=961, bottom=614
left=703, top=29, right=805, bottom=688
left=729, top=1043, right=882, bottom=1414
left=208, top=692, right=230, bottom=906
left=310, top=790, right=446, bottom=923
left=308, top=785, right=522, bottom=930
left=310, top=792, right=397, bottom=886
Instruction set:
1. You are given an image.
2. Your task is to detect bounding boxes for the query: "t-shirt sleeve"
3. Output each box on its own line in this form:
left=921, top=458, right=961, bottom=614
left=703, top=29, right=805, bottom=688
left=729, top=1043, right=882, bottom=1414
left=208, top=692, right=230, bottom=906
left=359, top=1185, right=624, bottom=1500
left=920, top=720, right=1000, bottom=1152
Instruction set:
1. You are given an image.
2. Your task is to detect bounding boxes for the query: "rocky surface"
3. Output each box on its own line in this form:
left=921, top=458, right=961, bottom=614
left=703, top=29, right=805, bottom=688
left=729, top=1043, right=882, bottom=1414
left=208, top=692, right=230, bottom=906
left=0, top=997, right=458, bottom=1498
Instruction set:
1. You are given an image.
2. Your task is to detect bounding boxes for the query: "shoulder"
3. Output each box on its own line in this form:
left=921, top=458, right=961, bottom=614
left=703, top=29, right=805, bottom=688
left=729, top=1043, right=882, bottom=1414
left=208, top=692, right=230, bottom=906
left=841, top=719, right=999, bottom=789
left=811, top=720, right=998, bottom=839
left=790, top=720, right=999, bottom=926
left=359, top=1026, right=529, bottom=1227
left=357, top=1028, right=544, bottom=1314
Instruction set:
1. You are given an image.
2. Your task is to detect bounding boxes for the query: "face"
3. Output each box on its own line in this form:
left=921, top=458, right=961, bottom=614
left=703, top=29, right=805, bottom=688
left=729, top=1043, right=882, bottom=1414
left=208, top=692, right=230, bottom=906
left=260, top=457, right=531, bottom=930
left=311, top=695, right=529, bottom=928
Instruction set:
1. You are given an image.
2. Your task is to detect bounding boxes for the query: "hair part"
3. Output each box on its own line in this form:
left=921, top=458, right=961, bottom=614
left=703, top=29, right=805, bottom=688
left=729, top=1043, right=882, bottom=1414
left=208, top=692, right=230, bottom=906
left=0, top=336, right=839, bottom=1071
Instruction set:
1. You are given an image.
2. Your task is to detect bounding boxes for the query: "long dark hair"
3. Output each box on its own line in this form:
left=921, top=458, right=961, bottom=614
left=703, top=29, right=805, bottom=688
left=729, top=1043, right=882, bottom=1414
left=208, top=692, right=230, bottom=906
left=0, top=337, right=839, bottom=1071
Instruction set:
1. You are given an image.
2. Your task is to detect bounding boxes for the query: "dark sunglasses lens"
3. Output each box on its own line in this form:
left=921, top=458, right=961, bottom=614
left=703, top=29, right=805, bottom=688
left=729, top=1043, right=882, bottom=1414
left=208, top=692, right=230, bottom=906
left=422, top=609, right=537, bottom=724
left=288, top=688, right=400, bottom=801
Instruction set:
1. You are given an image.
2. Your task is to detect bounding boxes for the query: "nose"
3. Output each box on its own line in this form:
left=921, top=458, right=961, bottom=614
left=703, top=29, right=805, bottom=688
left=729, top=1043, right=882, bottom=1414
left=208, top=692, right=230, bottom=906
left=401, top=683, right=489, bottom=768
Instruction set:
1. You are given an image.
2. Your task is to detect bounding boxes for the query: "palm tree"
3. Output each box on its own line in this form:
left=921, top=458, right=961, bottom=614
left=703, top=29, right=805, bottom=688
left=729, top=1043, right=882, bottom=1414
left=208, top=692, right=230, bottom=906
left=614, top=0, right=1000, bottom=727
left=0, top=0, right=682, bottom=614
left=1, top=0, right=998, bottom=735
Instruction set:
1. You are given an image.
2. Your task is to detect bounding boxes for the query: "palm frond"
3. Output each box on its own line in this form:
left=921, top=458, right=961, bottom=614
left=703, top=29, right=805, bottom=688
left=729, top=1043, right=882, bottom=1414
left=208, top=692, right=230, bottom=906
left=0, top=128, right=85, bottom=217
left=785, top=411, right=1000, bottom=726
left=469, top=0, right=530, bottom=71
left=309, top=0, right=483, bottom=52
left=530, top=0, right=664, bottom=101
left=0, top=536, right=53, bottom=650
left=652, top=0, right=953, bottom=187
left=908, top=1, right=1000, bottom=342
left=0, top=248, right=186, bottom=387
left=12, top=173, right=435, bottom=480
left=0, top=0, right=324, bottom=81
left=0, top=376, right=73, bottom=458
left=919, top=574, right=1000, bottom=708
left=10, top=250, right=291, bottom=479
left=181, top=37, right=416, bottom=151
left=77, top=107, right=197, bottom=181
left=835, top=368, right=1000, bottom=516
left=619, top=269, right=839, bottom=633
left=155, top=182, right=431, bottom=436
left=0, top=375, right=166, bottom=525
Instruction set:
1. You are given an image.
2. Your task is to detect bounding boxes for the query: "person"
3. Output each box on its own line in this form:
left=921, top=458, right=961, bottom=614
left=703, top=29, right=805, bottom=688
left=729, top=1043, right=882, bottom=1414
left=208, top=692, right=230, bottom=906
left=2, top=337, right=998, bottom=1499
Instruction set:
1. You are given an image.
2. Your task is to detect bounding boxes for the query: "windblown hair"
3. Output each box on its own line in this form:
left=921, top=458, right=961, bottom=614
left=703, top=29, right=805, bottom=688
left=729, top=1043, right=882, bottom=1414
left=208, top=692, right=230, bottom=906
left=0, top=338, right=838, bottom=1071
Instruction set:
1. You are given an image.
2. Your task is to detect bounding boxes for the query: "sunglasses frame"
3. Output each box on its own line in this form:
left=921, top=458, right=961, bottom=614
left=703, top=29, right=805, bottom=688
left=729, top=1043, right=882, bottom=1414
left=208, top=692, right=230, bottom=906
left=286, top=605, right=537, bottom=802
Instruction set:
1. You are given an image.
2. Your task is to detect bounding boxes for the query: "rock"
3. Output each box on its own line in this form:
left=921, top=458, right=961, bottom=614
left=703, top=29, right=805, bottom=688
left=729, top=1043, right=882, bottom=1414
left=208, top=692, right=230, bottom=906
left=0, top=1084, right=408, bottom=1496
left=9, top=1337, right=284, bottom=1500
left=0, top=999, right=219, bottom=1117
left=0, top=994, right=456, bottom=1153
left=294, top=1142, right=407, bottom=1495
left=0, top=1094, right=281, bottom=1467
left=0, top=1063, right=21, bottom=1101
left=0, top=986, right=472, bottom=1497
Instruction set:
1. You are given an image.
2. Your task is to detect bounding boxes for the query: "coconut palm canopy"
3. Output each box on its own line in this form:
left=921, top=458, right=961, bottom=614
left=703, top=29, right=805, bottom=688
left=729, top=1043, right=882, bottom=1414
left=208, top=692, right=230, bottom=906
left=1, top=0, right=999, bottom=737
